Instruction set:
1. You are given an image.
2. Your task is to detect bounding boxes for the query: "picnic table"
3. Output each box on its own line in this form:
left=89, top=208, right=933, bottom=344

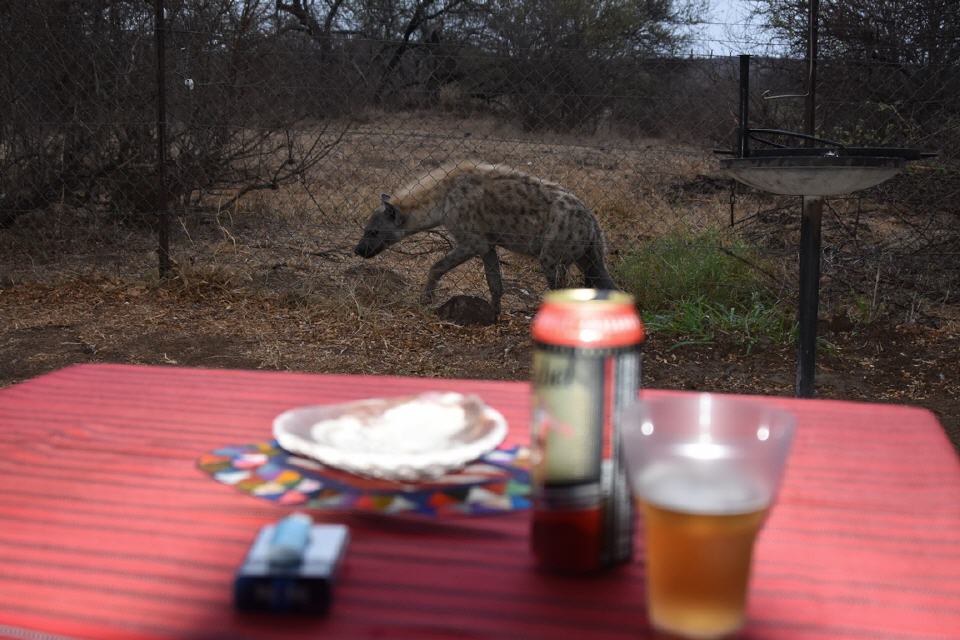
left=0, top=363, right=957, bottom=639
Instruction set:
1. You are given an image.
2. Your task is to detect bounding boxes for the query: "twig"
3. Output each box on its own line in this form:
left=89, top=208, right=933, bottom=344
left=717, top=246, right=782, bottom=286
left=299, top=173, right=329, bottom=218
left=248, top=242, right=350, bottom=260
left=871, top=264, right=881, bottom=322
left=731, top=203, right=792, bottom=228
left=825, top=200, right=854, bottom=237
left=177, top=216, right=193, bottom=244
left=214, top=198, right=237, bottom=247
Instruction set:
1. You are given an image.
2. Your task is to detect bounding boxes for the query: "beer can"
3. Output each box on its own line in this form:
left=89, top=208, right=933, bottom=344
left=530, top=289, right=645, bottom=573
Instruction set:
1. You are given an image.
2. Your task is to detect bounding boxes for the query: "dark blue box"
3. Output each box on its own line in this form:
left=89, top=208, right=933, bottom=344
left=234, top=522, right=349, bottom=613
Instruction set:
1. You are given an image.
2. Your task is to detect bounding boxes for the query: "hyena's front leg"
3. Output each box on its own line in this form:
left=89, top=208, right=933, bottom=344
left=421, top=245, right=476, bottom=306
left=481, top=247, right=503, bottom=318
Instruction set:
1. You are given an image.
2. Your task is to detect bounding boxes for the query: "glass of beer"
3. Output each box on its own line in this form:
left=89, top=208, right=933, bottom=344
left=621, top=393, right=796, bottom=639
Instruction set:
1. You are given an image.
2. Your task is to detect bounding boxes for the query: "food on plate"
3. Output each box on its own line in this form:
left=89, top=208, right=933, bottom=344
left=273, top=392, right=508, bottom=481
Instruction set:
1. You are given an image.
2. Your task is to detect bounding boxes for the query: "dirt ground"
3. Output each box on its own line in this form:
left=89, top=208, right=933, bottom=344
left=1, top=273, right=958, bottom=451
left=1, top=116, right=958, bottom=451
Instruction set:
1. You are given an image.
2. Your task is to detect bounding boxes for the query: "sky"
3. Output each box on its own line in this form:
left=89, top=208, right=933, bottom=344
left=691, top=0, right=785, bottom=56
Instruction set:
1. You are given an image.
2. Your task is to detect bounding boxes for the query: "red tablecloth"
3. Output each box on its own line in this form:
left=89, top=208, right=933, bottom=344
left=0, top=364, right=957, bottom=639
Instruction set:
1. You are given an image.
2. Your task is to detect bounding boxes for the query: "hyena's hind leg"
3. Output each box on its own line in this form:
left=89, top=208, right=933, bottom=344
left=481, top=248, right=504, bottom=318
left=576, top=243, right=618, bottom=290
left=421, top=244, right=477, bottom=305
left=538, top=201, right=578, bottom=289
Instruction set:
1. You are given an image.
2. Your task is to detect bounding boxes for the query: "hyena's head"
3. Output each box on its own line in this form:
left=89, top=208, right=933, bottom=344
left=354, top=194, right=407, bottom=259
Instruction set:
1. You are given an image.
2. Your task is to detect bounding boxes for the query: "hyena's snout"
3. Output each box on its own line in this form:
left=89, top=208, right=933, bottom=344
left=354, top=236, right=385, bottom=259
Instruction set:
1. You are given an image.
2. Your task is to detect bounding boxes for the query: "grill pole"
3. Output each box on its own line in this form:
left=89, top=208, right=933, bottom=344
left=797, top=0, right=822, bottom=397
left=797, top=196, right=822, bottom=397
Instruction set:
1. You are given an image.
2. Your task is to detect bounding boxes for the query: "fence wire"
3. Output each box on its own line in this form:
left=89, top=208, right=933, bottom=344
left=1, top=2, right=957, bottom=329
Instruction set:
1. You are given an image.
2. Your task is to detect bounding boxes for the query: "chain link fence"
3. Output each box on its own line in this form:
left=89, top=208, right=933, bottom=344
left=1, top=2, right=957, bottom=328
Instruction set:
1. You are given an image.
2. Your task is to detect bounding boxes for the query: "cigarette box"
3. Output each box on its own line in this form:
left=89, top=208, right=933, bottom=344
left=234, top=514, right=349, bottom=614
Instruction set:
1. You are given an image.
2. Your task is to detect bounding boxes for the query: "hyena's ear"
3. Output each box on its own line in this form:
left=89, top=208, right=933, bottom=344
left=384, top=202, right=405, bottom=226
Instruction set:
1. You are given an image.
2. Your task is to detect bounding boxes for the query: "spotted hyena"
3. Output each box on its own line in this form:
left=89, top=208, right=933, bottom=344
left=353, top=161, right=618, bottom=319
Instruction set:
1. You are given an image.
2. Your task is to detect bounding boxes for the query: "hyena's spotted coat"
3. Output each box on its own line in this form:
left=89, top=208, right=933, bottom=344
left=353, top=161, right=618, bottom=319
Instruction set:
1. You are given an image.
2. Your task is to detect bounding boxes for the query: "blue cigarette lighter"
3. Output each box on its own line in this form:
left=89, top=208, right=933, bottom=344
left=234, top=513, right=349, bottom=613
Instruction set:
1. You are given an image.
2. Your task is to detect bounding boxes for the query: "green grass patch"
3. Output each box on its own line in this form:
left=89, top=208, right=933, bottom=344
left=612, top=229, right=794, bottom=352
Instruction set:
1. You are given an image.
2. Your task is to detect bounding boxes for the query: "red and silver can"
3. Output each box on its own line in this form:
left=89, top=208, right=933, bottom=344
left=530, top=289, right=645, bottom=573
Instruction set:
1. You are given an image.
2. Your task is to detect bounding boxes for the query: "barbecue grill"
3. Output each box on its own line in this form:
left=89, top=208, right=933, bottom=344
left=716, top=0, right=935, bottom=398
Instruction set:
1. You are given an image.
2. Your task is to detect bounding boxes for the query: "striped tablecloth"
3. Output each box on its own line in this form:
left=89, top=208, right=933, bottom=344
left=0, top=364, right=957, bottom=639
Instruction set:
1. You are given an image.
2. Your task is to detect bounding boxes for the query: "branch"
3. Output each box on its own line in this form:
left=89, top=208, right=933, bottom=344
left=215, top=120, right=351, bottom=212
left=424, top=0, right=470, bottom=21
left=276, top=0, right=343, bottom=58
left=717, top=246, right=783, bottom=288
left=375, top=0, right=464, bottom=99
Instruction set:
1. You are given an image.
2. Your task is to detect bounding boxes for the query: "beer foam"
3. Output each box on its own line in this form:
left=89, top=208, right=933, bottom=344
left=638, top=462, right=770, bottom=515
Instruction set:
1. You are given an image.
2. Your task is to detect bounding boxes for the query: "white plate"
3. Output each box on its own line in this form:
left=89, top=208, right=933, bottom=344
left=273, top=392, right=509, bottom=481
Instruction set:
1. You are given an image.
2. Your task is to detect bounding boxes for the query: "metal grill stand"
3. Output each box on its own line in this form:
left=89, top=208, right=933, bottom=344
left=798, top=196, right=822, bottom=397
left=718, top=0, right=934, bottom=397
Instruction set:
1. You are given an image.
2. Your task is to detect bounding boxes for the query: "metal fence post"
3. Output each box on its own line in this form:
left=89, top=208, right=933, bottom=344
left=155, top=0, right=170, bottom=277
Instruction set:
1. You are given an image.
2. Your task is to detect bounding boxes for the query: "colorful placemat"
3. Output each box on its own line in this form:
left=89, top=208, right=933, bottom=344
left=198, top=441, right=531, bottom=517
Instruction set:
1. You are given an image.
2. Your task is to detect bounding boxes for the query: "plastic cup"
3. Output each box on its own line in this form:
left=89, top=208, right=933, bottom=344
left=621, top=393, right=796, bottom=639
